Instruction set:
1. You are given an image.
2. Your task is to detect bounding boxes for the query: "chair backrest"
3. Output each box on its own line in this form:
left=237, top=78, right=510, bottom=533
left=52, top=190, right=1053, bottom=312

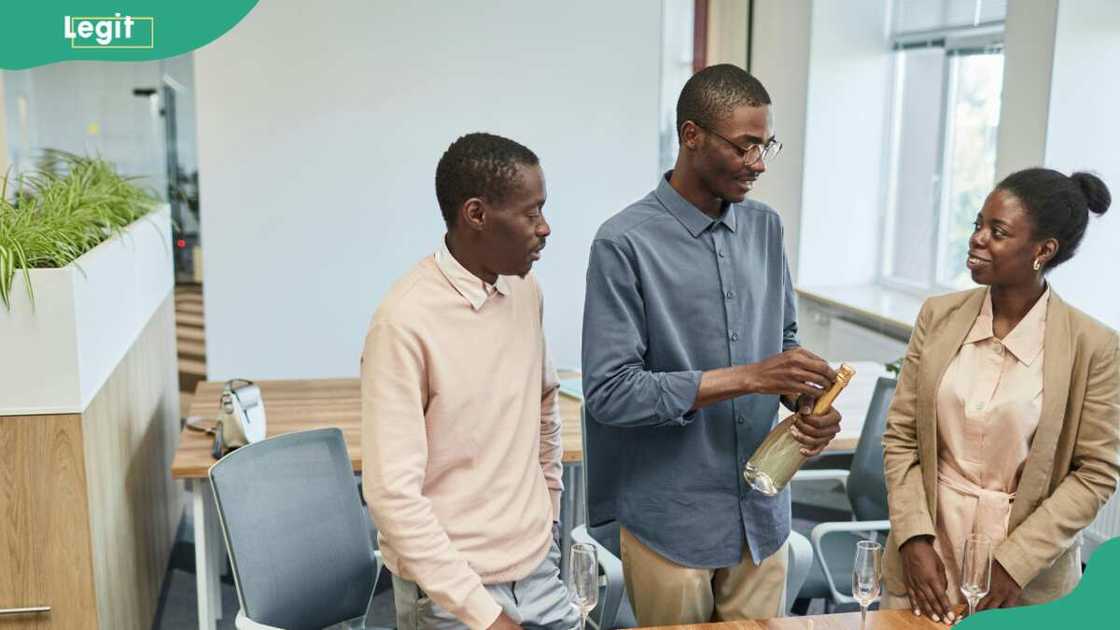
left=209, top=428, right=376, bottom=629
left=846, top=377, right=897, bottom=522
left=580, top=406, right=623, bottom=557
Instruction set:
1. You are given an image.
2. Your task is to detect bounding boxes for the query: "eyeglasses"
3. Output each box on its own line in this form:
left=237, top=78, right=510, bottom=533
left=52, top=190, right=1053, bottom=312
left=694, top=123, right=782, bottom=166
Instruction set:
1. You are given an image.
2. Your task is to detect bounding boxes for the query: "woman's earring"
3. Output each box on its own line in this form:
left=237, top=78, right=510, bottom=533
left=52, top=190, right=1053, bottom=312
left=1033, top=258, right=1042, bottom=271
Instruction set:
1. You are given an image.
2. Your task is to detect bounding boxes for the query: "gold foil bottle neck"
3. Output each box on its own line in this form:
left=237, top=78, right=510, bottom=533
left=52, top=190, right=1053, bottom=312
left=811, top=363, right=856, bottom=415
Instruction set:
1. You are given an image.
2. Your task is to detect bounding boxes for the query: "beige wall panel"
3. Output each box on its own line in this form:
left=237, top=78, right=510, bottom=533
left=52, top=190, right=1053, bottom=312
left=995, top=0, right=1059, bottom=180
left=707, top=0, right=750, bottom=67
left=81, top=295, right=182, bottom=630
left=749, top=0, right=812, bottom=277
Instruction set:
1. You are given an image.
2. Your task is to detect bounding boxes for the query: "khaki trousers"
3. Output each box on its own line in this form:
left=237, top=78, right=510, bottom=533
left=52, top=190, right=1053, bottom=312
left=619, top=527, right=788, bottom=626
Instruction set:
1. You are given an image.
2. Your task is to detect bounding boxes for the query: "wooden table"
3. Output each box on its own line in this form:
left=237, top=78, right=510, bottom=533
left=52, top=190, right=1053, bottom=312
left=170, top=366, right=886, bottom=630
left=646, top=609, right=943, bottom=630
left=171, top=374, right=583, bottom=630
left=172, top=376, right=585, bottom=477
left=171, top=364, right=890, bottom=478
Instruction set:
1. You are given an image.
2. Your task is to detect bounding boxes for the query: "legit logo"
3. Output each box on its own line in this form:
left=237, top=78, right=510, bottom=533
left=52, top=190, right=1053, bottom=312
left=64, top=13, right=154, bottom=48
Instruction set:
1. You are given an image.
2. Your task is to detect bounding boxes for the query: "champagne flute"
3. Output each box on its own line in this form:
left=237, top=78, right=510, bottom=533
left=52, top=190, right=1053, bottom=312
left=960, top=533, right=992, bottom=618
left=852, top=540, right=883, bottom=630
left=568, top=543, right=599, bottom=630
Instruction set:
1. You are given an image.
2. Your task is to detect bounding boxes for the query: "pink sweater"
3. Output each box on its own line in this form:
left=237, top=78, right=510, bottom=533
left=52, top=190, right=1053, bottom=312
left=361, top=246, right=563, bottom=629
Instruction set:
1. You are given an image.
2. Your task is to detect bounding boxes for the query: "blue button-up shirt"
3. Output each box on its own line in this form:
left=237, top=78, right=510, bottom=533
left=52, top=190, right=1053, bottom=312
left=581, top=172, right=798, bottom=568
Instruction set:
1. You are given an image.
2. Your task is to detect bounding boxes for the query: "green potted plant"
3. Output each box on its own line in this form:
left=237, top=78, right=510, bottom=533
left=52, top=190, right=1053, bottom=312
left=0, top=151, right=171, bottom=414
left=0, top=151, right=159, bottom=308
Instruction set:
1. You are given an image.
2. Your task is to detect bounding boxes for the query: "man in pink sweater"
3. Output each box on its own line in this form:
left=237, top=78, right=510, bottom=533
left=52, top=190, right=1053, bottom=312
left=361, top=132, right=576, bottom=630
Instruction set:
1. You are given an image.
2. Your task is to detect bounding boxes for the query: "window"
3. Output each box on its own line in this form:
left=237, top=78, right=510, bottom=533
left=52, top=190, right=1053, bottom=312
left=881, top=0, right=1006, bottom=292
left=659, top=0, right=695, bottom=174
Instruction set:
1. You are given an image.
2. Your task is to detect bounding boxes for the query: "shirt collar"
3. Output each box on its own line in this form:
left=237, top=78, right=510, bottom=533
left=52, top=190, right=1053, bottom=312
left=655, top=171, right=737, bottom=237
left=963, top=286, right=1049, bottom=366
left=434, top=238, right=511, bottom=311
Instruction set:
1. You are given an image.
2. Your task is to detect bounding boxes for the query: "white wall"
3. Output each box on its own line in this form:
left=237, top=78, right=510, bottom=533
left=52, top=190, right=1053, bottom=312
left=195, top=0, right=661, bottom=379
left=1047, top=0, right=1120, bottom=557
left=751, top=0, right=893, bottom=288
left=798, top=0, right=892, bottom=287
left=1043, top=0, right=1120, bottom=330
left=991, top=0, right=1120, bottom=331
left=749, top=0, right=812, bottom=277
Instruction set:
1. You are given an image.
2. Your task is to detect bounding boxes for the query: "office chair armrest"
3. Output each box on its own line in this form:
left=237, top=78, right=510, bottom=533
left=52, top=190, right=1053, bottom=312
left=791, top=469, right=850, bottom=490
left=809, top=520, right=891, bottom=606
left=785, top=531, right=814, bottom=616
left=359, top=549, right=390, bottom=629
left=235, top=610, right=285, bottom=630
left=571, top=526, right=625, bottom=630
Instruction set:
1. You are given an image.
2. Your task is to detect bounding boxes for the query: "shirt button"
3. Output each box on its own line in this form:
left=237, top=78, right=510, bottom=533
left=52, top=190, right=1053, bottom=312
left=730, top=332, right=739, bottom=342
left=737, top=415, right=745, bottom=425
left=725, top=290, right=735, bottom=299
left=718, top=250, right=726, bottom=258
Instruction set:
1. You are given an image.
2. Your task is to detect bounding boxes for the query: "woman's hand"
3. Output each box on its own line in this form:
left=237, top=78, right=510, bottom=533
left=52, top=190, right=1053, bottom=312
left=974, top=560, right=1022, bottom=613
left=900, top=536, right=955, bottom=624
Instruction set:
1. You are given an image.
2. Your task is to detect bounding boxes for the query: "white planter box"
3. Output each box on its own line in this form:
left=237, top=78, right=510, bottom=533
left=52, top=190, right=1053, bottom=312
left=0, top=206, right=173, bottom=415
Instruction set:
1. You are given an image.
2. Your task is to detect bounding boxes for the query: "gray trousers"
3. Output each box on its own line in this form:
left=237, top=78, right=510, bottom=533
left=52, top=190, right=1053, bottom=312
left=392, top=536, right=579, bottom=630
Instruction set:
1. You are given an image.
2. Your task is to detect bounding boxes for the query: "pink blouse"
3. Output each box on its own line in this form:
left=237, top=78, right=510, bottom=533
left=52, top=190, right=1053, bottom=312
left=933, top=287, right=1049, bottom=603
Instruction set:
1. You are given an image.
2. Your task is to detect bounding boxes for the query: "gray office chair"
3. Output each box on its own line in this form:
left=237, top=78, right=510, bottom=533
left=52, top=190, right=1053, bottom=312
left=209, top=428, right=380, bottom=629
left=790, top=376, right=897, bottom=612
left=571, top=408, right=815, bottom=628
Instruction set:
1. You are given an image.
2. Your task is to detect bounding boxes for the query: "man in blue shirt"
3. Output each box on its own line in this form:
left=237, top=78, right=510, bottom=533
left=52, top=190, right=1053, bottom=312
left=582, top=64, right=843, bottom=625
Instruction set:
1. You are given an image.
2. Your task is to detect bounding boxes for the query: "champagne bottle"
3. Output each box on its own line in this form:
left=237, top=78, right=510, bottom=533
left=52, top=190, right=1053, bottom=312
left=743, top=363, right=856, bottom=496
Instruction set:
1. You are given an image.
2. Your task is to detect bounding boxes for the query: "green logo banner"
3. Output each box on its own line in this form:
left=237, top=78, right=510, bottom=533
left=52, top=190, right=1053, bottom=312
left=962, top=537, right=1120, bottom=628
left=0, top=1, right=259, bottom=69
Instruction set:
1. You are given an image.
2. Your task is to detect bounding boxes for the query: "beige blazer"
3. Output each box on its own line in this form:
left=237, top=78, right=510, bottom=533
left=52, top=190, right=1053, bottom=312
left=882, top=287, right=1120, bottom=604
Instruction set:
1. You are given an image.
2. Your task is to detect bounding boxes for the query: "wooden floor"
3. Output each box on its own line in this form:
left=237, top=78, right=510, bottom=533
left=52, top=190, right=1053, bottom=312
left=175, top=285, right=207, bottom=413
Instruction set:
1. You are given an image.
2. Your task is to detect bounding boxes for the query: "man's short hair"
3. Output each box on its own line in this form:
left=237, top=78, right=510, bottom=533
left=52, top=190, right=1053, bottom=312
left=435, top=132, right=540, bottom=226
left=676, top=64, right=771, bottom=139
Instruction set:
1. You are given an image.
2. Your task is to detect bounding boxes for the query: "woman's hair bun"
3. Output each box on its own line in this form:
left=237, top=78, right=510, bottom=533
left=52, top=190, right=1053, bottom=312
left=1071, top=171, right=1111, bottom=216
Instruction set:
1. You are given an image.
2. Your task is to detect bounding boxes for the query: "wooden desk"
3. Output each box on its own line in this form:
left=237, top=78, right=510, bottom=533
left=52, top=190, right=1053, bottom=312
left=170, top=367, right=886, bottom=630
left=172, top=374, right=584, bottom=480
left=170, top=363, right=889, bottom=479
left=646, top=609, right=942, bottom=630
left=172, top=374, right=583, bottom=630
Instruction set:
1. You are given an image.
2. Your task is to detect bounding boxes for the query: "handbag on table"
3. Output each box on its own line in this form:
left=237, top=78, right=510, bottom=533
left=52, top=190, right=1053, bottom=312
left=185, top=379, right=268, bottom=458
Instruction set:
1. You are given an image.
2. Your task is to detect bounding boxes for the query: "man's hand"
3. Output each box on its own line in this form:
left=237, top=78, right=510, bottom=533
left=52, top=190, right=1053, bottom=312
left=742, top=348, right=836, bottom=399
left=790, top=402, right=842, bottom=456
left=974, top=559, right=1022, bottom=614
left=486, top=611, right=523, bottom=630
left=900, top=536, right=954, bottom=624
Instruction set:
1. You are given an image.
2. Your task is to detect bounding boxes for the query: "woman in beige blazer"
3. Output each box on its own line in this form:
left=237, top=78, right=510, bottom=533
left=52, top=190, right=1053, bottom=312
left=881, top=168, right=1119, bottom=624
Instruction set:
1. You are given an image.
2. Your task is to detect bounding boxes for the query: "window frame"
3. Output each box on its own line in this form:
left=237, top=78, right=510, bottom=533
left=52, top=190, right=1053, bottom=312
left=879, top=23, right=1005, bottom=296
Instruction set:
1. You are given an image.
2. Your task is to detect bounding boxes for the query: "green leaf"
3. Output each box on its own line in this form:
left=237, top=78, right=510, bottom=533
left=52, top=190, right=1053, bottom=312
left=0, top=151, right=157, bottom=311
